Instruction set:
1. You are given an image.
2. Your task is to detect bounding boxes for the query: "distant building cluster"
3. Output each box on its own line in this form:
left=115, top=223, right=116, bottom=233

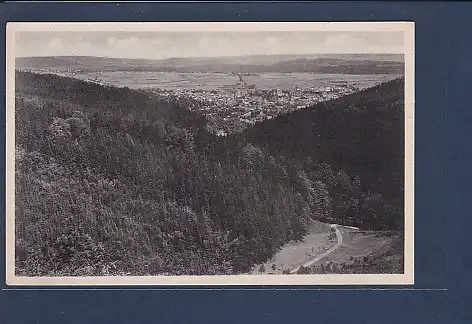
left=152, top=82, right=358, bottom=135
left=17, top=68, right=359, bottom=135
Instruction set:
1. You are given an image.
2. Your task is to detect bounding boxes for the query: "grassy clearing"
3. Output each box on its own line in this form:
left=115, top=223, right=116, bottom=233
left=63, top=71, right=399, bottom=90
left=301, top=230, right=404, bottom=274
left=250, top=220, right=334, bottom=275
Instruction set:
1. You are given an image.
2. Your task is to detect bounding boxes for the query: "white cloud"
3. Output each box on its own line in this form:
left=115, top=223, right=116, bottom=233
left=15, top=31, right=404, bottom=59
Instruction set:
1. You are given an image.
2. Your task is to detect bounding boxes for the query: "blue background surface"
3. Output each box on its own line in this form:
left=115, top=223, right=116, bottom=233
left=1, top=2, right=470, bottom=323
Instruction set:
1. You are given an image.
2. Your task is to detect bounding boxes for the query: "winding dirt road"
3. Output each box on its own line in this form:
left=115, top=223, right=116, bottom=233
left=289, top=224, right=343, bottom=274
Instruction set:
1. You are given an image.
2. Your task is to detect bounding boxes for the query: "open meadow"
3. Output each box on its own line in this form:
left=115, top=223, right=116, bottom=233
left=59, top=71, right=401, bottom=90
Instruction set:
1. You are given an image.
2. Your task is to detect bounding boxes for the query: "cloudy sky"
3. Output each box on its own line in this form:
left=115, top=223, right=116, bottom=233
left=15, top=31, right=404, bottom=59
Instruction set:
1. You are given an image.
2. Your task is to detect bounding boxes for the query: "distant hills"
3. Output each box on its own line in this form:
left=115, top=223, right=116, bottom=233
left=155, top=53, right=405, bottom=66
left=16, top=54, right=404, bottom=75
left=16, top=56, right=164, bottom=72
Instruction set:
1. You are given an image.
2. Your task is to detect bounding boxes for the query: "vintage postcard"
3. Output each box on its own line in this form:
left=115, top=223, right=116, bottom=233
left=5, top=22, right=414, bottom=286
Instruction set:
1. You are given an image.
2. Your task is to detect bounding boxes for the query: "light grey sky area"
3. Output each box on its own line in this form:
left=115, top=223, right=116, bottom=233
left=15, top=31, right=405, bottom=59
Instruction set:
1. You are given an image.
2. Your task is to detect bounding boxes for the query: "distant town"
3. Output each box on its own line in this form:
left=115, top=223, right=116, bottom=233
left=151, top=76, right=359, bottom=135
left=18, top=68, right=360, bottom=135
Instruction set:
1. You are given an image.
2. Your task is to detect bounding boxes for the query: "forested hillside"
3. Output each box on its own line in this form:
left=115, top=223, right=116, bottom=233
left=240, top=78, right=405, bottom=230
left=15, top=72, right=331, bottom=276
left=14, top=72, right=404, bottom=276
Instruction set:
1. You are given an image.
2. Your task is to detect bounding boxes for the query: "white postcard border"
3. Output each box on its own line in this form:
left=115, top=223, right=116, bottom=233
left=5, top=22, right=415, bottom=286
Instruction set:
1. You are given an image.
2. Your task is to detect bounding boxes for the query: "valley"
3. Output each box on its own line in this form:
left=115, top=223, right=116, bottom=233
left=14, top=65, right=405, bottom=276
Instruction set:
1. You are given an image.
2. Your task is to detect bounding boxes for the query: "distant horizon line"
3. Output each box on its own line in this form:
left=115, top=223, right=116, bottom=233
left=16, top=53, right=405, bottom=61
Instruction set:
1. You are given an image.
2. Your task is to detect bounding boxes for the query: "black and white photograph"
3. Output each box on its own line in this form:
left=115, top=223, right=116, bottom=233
left=6, top=22, right=414, bottom=285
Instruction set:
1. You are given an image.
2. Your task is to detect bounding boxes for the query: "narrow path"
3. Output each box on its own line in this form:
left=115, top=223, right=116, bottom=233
left=289, top=224, right=343, bottom=274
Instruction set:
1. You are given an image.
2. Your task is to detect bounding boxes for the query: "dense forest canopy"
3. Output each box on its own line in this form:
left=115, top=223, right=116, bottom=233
left=241, top=78, right=405, bottom=214
left=14, top=71, right=404, bottom=276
